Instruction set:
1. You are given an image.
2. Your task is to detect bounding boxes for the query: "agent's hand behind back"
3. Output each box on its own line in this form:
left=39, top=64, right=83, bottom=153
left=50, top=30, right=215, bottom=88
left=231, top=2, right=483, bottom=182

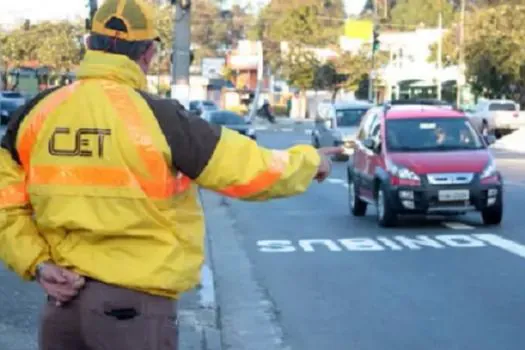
left=315, top=147, right=344, bottom=182
left=37, top=262, right=85, bottom=305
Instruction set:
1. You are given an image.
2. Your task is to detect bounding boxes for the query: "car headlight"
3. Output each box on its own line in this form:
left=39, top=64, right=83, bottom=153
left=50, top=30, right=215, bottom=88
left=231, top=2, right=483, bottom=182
left=246, top=128, right=255, bottom=136
left=480, top=159, right=497, bottom=179
left=386, top=159, right=420, bottom=181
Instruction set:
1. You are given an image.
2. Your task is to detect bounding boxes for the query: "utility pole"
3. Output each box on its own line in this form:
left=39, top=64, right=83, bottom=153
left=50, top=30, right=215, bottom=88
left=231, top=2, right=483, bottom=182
left=457, top=0, right=465, bottom=108
left=170, top=0, right=192, bottom=109
left=89, top=0, right=98, bottom=23
left=368, top=0, right=379, bottom=103
left=437, top=10, right=443, bottom=100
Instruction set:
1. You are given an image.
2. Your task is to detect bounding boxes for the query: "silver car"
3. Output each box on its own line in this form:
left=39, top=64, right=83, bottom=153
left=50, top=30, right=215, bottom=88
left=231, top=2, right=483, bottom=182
left=311, top=101, right=372, bottom=159
left=469, top=99, right=524, bottom=137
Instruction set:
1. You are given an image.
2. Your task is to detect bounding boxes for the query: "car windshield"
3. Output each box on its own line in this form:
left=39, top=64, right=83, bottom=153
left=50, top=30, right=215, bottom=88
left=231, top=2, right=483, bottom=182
left=386, top=118, right=484, bottom=152
left=336, top=108, right=369, bottom=127
left=210, top=112, right=245, bottom=125
left=488, top=102, right=516, bottom=111
left=1, top=92, right=22, bottom=98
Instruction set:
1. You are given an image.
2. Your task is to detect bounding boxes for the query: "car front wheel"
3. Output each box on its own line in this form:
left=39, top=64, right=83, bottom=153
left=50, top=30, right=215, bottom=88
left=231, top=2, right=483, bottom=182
left=348, top=175, right=367, bottom=216
left=376, top=184, right=397, bottom=227
left=481, top=203, right=503, bottom=225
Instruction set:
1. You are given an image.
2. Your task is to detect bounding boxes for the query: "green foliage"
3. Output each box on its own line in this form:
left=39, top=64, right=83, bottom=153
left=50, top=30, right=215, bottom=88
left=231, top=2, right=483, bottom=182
left=281, top=46, right=320, bottom=91
left=1, top=20, right=84, bottom=70
left=390, top=0, right=455, bottom=27
left=249, top=0, right=345, bottom=72
left=463, top=4, right=525, bottom=100
left=153, top=1, right=253, bottom=74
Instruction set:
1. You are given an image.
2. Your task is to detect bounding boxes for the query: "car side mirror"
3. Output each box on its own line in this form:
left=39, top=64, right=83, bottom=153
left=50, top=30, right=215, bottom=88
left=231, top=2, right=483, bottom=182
left=362, top=138, right=375, bottom=150
left=484, top=134, right=496, bottom=145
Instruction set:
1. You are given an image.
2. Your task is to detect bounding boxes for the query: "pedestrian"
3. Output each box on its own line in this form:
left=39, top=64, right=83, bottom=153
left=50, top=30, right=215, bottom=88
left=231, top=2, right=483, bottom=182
left=0, top=0, right=343, bottom=349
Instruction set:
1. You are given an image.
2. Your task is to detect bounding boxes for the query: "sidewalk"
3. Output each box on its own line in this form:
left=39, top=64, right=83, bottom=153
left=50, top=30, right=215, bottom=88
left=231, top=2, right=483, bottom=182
left=178, top=215, right=222, bottom=350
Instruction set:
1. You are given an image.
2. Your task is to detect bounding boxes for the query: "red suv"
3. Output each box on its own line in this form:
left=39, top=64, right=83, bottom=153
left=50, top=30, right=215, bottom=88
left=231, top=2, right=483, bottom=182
left=346, top=104, right=503, bottom=227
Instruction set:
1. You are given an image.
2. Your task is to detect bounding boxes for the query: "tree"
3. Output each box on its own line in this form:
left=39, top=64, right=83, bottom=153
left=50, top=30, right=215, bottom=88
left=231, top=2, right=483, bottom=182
left=428, top=23, right=460, bottom=66
left=461, top=4, right=525, bottom=103
left=281, top=46, right=320, bottom=92
left=249, top=0, right=345, bottom=73
left=1, top=20, right=83, bottom=71
left=390, top=0, right=455, bottom=27
left=154, top=2, right=252, bottom=73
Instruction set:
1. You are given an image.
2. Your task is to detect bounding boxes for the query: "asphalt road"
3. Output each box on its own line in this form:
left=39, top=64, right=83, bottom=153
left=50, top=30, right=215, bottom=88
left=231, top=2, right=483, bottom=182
left=217, top=129, right=525, bottom=350
left=2, top=124, right=525, bottom=350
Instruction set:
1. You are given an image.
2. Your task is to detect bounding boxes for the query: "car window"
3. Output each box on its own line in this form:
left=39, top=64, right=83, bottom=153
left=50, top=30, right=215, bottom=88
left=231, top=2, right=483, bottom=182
left=210, top=112, right=245, bottom=125
left=336, top=108, right=369, bottom=127
left=1, top=92, right=22, bottom=98
left=189, top=102, right=197, bottom=110
left=488, top=102, right=516, bottom=111
left=357, top=109, right=378, bottom=140
left=385, top=117, right=484, bottom=152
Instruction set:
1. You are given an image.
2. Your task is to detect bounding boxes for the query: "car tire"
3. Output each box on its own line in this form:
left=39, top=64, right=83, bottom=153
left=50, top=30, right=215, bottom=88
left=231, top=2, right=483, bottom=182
left=481, top=203, right=503, bottom=226
left=348, top=174, right=367, bottom=216
left=376, top=184, right=397, bottom=227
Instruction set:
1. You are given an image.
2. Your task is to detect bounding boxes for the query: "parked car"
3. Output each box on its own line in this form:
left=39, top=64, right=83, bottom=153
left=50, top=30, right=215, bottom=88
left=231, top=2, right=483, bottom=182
left=0, top=91, right=26, bottom=124
left=347, top=104, right=502, bottom=227
left=203, top=110, right=256, bottom=140
left=468, top=99, right=524, bottom=137
left=311, top=101, right=373, bottom=160
left=189, top=100, right=218, bottom=117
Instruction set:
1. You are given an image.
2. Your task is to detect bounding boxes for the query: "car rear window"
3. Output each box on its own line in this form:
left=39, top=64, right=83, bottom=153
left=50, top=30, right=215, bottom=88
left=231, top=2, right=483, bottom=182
left=386, top=118, right=484, bottom=152
left=336, top=108, right=369, bottom=127
left=488, top=102, right=516, bottom=111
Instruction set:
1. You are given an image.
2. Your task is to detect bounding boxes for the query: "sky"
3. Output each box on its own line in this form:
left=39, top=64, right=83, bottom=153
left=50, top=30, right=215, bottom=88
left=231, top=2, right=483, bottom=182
left=0, top=0, right=367, bottom=28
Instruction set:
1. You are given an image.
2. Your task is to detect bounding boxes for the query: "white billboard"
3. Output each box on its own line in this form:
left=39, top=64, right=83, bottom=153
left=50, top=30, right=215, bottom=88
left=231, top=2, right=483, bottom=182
left=201, top=58, right=225, bottom=79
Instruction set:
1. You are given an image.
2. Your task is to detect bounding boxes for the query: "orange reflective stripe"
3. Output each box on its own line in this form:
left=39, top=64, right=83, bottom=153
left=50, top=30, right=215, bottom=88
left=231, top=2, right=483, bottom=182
left=219, top=150, right=289, bottom=198
left=220, top=171, right=281, bottom=197
left=18, top=83, right=81, bottom=171
left=100, top=81, right=189, bottom=198
left=29, top=165, right=139, bottom=188
left=0, top=182, right=28, bottom=208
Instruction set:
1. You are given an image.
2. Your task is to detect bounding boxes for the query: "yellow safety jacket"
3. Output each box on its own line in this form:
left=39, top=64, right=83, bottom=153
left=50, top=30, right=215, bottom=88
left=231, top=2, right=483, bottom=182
left=0, top=50, right=321, bottom=298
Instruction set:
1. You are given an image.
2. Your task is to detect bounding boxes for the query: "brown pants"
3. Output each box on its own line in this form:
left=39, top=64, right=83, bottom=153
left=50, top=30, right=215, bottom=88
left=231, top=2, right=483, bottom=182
left=39, top=279, right=178, bottom=350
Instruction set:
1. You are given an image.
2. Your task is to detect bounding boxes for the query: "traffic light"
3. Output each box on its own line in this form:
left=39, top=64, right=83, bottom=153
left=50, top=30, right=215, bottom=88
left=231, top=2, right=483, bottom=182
left=372, top=28, right=380, bottom=53
left=170, top=0, right=191, bottom=9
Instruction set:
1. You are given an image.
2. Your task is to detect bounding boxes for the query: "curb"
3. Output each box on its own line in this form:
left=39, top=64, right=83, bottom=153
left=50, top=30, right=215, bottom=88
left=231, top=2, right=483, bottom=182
left=177, top=191, right=223, bottom=350
left=199, top=190, right=289, bottom=350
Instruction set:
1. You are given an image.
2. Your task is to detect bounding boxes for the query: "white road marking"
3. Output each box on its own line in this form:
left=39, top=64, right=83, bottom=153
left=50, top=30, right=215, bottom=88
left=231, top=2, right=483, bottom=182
left=442, top=222, right=475, bottom=230
left=299, top=239, right=342, bottom=252
left=304, top=129, right=313, bottom=135
left=256, top=234, right=491, bottom=253
left=326, top=178, right=346, bottom=185
left=394, top=235, right=445, bottom=249
left=474, top=234, right=525, bottom=259
left=281, top=128, right=293, bottom=132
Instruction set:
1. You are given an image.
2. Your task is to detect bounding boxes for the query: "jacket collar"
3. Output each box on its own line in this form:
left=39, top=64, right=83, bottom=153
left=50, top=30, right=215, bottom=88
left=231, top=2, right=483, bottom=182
left=76, top=50, right=147, bottom=90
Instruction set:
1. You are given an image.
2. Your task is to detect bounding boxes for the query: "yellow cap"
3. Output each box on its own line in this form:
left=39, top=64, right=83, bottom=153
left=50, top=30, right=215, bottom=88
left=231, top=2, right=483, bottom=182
left=91, top=0, right=160, bottom=42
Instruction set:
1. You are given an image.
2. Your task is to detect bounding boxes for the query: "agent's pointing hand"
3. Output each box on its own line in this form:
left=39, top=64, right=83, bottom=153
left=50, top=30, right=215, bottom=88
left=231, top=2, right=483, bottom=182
left=315, top=147, right=345, bottom=182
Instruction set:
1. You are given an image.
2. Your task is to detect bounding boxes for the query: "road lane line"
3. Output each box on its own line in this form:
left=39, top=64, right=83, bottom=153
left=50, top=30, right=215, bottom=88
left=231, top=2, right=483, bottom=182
left=442, top=222, right=475, bottom=230
left=474, top=234, right=525, bottom=259
left=326, top=178, right=346, bottom=185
